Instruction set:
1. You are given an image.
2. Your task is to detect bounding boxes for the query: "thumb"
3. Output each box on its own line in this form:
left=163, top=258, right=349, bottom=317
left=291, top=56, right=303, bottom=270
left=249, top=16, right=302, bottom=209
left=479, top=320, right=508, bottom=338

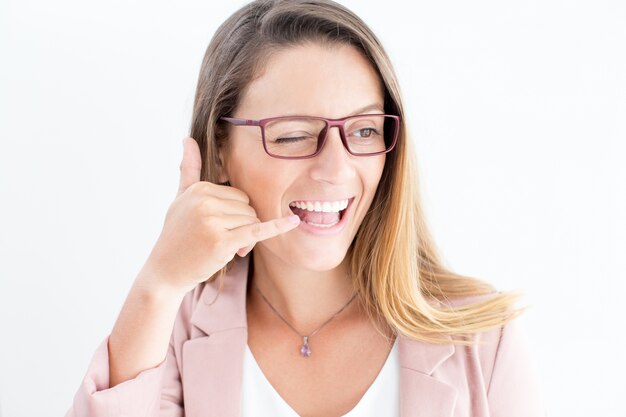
left=177, top=137, right=202, bottom=196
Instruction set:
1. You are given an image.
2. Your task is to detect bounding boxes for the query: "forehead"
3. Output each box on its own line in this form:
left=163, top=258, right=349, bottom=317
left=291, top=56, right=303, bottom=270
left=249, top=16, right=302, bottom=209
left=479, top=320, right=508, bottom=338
left=236, top=42, right=385, bottom=119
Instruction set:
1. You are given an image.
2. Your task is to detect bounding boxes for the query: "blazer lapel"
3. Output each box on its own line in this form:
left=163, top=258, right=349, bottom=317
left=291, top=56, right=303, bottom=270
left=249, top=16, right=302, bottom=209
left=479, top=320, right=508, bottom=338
left=183, top=256, right=250, bottom=417
left=398, top=334, right=458, bottom=416
left=181, top=254, right=459, bottom=417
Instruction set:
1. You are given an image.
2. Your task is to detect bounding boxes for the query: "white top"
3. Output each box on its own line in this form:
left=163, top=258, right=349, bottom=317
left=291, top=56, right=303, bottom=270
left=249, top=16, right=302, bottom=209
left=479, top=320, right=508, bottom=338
left=241, top=337, right=400, bottom=416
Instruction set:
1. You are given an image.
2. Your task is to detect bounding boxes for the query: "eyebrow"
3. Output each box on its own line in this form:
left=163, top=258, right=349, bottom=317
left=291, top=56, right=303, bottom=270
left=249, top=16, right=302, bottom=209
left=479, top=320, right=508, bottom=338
left=282, top=103, right=385, bottom=118
left=348, top=103, right=386, bottom=116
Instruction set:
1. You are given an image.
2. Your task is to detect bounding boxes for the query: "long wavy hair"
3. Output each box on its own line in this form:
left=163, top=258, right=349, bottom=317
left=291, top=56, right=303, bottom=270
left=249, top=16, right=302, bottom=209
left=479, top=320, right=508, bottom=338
left=189, top=0, right=528, bottom=345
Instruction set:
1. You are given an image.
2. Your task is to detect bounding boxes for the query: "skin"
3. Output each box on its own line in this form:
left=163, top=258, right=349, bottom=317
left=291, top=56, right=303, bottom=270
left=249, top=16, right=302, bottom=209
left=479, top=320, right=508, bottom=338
left=218, top=42, right=396, bottom=416
left=218, top=41, right=387, bottom=329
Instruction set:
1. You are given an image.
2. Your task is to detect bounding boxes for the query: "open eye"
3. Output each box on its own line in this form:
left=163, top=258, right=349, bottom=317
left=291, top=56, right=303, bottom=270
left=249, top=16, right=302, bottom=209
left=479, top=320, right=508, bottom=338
left=351, top=127, right=380, bottom=138
left=355, top=128, right=375, bottom=138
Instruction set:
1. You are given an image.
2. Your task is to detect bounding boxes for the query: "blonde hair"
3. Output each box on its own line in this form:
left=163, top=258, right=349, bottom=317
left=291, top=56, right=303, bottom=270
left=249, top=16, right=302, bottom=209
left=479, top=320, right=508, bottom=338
left=189, top=0, right=528, bottom=346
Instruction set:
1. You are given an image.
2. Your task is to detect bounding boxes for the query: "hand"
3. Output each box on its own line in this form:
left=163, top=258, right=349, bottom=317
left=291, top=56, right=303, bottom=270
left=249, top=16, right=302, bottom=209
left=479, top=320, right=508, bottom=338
left=142, top=137, right=300, bottom=294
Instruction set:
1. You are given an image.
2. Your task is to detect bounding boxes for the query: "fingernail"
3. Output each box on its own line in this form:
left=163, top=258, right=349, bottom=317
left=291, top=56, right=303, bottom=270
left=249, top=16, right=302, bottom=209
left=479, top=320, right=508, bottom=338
left=288, top=215, right=300, bottom=224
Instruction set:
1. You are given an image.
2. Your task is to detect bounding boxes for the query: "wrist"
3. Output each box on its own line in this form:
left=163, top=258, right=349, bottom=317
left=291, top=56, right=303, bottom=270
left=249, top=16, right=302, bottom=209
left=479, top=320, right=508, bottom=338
left=134, top=263, right=190, bottom=303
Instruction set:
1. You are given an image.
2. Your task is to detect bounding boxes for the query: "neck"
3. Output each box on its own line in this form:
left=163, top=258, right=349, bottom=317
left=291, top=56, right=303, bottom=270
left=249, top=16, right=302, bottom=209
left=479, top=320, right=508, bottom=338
left=246, top=246, right=359, bottom=334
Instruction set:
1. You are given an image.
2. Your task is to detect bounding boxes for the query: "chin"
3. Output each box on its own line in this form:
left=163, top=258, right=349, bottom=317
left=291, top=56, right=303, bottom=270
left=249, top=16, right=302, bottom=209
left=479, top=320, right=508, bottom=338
left=284, top=248, right=348, bottom=272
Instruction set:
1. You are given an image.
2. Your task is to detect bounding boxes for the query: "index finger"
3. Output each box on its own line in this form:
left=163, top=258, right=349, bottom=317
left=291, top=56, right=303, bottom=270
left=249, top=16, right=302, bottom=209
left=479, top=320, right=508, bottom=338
left=229, top=214, right=301, bottom=247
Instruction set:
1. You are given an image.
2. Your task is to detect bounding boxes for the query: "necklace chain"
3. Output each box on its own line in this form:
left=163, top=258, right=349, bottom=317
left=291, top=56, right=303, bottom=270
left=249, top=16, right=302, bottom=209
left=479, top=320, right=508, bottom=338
left=253, top=281, right=357, bottom=358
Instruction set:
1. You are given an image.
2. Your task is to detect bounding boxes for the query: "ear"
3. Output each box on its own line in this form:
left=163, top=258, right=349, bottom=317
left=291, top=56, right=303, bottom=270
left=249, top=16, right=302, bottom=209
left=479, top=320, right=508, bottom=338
left=217, top=146, right=229, bottom=184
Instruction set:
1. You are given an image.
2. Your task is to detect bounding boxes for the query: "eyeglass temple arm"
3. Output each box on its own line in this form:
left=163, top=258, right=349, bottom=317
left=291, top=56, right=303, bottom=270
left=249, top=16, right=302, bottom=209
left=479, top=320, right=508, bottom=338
left=220, top=117, right=260, bottom=126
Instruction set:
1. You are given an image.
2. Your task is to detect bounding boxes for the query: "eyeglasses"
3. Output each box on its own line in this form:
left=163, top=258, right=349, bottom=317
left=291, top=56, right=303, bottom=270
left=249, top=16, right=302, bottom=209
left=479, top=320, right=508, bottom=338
left=219, top=113, right=400, bottom=159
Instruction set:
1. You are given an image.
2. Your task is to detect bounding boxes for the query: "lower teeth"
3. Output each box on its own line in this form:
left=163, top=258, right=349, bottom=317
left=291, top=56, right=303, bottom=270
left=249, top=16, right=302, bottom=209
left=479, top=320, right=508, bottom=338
left=305, top=220, right=339, bottom=228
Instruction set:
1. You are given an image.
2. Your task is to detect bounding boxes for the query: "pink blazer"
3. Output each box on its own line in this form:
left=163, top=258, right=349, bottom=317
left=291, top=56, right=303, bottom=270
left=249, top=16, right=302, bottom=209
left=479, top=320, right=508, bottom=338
left=65, top=254, right=545, bottom=417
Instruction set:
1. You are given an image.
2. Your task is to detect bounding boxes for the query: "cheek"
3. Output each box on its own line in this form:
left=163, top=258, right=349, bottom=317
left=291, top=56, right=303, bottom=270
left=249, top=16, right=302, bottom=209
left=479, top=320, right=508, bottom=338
left=364, top=158, right=386, bottom=189
left=228, top=145, right=272, bottom=188
left=235, top=165, right=291, bottom=216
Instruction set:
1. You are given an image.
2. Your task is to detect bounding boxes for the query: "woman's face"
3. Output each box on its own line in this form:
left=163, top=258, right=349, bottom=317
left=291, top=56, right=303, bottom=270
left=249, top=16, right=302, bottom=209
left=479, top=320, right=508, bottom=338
left=219, top=42, right=387, bottom=271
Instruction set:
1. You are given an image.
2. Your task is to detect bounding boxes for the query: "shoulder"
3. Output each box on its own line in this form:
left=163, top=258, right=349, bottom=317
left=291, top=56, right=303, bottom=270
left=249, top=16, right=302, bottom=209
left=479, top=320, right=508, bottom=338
left=434, top=292, right=531, bottom=386
left=424, top=292, right=544, bottom=413
left=442, top=293, right=544, bottom=415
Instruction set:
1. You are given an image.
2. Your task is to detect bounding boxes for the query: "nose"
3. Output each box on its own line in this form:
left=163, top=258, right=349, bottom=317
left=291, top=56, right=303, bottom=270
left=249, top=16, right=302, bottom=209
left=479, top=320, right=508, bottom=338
left=308, top=125, right=356, bottom=183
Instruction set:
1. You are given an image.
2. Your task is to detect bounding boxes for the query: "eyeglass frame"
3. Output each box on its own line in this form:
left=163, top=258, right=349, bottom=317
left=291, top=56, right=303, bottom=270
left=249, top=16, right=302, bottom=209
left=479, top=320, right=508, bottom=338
left=219, top=113, right=401, bottom=160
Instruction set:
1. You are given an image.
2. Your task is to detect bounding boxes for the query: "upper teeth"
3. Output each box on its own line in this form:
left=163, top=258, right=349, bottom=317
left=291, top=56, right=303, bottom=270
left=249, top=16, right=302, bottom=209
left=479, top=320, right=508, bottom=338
left=289, top=199, right=349, bottom=213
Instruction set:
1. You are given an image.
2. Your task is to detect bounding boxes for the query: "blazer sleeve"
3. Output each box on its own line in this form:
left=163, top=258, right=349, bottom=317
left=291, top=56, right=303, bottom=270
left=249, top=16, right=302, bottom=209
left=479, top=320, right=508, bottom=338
left=63, top=332, right=184, bottom=417
left=486, top=317, right=546, bottom=417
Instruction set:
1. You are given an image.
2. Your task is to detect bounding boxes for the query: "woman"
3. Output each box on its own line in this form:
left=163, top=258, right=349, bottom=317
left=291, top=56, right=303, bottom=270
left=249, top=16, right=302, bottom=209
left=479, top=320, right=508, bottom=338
left=66, top=1, right=544, bottom=416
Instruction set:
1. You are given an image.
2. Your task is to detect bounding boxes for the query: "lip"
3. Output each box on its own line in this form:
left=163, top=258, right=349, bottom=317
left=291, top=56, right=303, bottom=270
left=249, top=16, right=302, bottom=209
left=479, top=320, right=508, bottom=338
left=289, top=196, right=355, bottom=237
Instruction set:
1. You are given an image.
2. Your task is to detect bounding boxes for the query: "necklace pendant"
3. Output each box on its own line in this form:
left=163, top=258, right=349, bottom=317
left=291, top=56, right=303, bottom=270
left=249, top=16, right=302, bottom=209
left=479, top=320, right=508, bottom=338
left=300, top=336, right=311, bottom=357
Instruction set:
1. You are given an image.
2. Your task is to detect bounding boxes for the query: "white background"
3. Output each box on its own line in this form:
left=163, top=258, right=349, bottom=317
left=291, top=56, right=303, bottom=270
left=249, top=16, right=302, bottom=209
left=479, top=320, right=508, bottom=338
left=0, top=0, right=624, bottom=416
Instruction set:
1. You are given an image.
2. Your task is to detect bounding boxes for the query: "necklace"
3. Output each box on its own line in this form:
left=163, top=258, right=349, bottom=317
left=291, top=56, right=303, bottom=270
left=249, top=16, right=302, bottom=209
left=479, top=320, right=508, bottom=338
left=253, top=282, right=358, bottom=358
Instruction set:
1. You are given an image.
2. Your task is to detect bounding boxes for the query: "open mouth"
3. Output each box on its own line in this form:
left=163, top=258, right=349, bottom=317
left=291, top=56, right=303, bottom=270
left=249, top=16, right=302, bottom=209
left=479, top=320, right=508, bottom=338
left=289, top=197, right=354, bottom=223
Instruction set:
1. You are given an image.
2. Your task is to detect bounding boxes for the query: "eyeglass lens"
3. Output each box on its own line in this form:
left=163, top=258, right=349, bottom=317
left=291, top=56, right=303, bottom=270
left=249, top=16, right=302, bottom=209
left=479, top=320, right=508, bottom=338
left=263, top=115, right=397, bottom=157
